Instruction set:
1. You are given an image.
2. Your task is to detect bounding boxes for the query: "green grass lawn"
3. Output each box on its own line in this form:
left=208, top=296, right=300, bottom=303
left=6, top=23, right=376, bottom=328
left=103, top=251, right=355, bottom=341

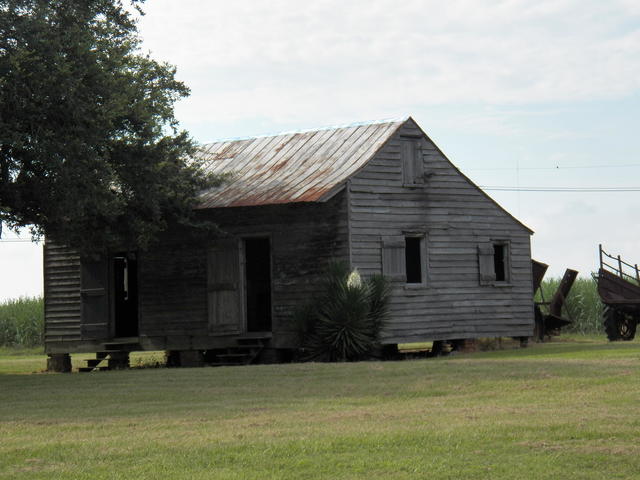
left=1, top=336, right=640, bottom=479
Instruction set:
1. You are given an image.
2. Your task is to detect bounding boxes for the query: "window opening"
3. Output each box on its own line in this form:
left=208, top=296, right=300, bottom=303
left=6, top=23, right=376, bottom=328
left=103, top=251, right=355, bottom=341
left=493, top=244, right=507, bottom=282
left=405, top=237, right=422, bottom=284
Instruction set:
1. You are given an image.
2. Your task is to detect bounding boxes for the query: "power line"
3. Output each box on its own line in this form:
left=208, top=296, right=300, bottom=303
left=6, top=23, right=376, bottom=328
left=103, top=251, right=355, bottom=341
left=468, top=163, right=640, bottom=171
left=480, top=186, right=640, bottom=192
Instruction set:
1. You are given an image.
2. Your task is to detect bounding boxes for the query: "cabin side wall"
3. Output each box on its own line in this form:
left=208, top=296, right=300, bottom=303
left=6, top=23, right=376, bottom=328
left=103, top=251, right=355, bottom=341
left=44, top=191, right=349, bottom=353
left=349, top=120, right=534, bottom=343
left=138, top=191, right=349, bottom=350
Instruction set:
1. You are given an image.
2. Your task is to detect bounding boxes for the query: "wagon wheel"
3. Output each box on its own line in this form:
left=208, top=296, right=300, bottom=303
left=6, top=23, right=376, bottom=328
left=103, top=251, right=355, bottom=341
left=603, top=306, right=637, bottom=341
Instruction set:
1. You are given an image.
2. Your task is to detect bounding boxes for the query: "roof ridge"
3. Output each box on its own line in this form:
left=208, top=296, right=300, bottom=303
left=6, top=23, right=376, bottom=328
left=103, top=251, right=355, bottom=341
left=200, top=116, right=409, bottom=145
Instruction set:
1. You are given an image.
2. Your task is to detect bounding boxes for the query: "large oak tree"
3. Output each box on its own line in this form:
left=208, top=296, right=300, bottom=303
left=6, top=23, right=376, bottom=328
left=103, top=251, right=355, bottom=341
left=0, top=0, right=218, bottom=253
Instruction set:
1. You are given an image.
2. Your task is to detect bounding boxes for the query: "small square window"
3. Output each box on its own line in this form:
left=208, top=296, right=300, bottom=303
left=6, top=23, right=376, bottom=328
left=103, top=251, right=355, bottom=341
left=381, top=234, right=427, bottom=285
left=478, top=241, right=510, bottom=285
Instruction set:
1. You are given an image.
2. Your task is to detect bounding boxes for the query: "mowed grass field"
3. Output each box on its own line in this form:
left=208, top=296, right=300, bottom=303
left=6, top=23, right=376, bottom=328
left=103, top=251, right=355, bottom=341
left=2, top=338, right=640, bottom=479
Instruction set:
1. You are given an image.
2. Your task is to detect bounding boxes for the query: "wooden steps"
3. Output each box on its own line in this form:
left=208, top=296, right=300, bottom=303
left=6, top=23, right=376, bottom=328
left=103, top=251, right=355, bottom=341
left=78, top=365, right=110, bottom=372
left=206, top=334, right=271, bottom=367
left=78, top=339, right=139, bottom=372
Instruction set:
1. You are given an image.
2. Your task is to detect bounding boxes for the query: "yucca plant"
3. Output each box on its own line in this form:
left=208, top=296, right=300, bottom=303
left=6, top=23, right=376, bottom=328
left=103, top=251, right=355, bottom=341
left=298, top=262, right=390, bottom=362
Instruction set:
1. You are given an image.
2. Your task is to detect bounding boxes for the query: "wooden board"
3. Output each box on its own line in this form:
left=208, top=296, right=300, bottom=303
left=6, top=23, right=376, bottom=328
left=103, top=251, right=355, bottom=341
left=43, top=243, right=82, bottom=347
left=207, top=239, right=243, bottom=335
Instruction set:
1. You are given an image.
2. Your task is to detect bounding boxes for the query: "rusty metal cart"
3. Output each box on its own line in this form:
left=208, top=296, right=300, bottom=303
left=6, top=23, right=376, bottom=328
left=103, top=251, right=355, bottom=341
left=532, top=260, right=578, bottom=341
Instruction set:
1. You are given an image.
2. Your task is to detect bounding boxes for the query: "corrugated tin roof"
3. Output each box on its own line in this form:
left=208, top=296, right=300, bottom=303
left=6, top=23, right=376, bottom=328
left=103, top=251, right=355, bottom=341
left=196, top=118, right=407, bottom=208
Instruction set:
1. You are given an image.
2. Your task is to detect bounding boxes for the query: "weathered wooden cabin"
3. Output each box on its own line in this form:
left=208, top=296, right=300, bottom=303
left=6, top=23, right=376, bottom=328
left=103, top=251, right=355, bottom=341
left=44, top=117, right=534, bottom=370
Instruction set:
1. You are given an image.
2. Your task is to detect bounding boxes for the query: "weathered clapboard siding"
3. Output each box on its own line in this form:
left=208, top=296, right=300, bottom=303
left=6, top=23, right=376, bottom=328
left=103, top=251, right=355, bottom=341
left=137, top=239, right=209, bottom=339
left=44, top=192, right=348, bottom=352
left=43, top=243, right=82, bottom=344
left=348, top=118, right=534, bottom=343
left=136, top=191, right=349, bottom=348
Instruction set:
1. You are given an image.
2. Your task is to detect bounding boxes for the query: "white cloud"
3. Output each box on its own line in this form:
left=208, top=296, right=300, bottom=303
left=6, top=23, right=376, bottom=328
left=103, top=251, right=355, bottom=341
left=138, top=0, right=640, bottom=124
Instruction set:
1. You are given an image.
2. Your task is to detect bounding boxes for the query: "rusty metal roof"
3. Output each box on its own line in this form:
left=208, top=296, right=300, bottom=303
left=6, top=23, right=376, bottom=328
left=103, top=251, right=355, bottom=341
left=196, top=118, right=407, bottom=208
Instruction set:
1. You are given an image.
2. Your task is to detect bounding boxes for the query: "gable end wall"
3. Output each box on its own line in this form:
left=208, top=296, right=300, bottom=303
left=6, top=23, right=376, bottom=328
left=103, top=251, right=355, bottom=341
left=349, top=119, right=534, bottom=343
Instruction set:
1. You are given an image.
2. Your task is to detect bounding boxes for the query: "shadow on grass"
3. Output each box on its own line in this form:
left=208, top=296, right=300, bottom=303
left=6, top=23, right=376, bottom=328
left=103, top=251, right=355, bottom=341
left=472, top=339, right=640, bottom=360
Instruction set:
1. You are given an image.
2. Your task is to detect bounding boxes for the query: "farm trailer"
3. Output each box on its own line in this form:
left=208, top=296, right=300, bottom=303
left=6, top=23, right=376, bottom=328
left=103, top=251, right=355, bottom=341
left=596, top=244, right=640, bottom=341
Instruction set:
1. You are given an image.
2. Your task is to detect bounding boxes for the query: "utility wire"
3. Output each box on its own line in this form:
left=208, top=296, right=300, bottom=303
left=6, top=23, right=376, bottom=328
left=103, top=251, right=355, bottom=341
left=480, top=186, right=640, bottom=192
left=469, top=163, right=640, bottom=171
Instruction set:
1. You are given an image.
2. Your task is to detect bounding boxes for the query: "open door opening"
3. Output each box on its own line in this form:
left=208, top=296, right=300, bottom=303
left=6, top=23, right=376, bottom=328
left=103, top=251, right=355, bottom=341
left=244, top=238, right=272, bottom=332
left=113, top=253, right=139, bottom=337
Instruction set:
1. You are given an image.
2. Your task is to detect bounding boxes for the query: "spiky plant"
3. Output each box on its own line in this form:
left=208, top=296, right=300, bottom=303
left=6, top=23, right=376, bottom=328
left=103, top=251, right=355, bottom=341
left=298, top=262, right=390, bottom=362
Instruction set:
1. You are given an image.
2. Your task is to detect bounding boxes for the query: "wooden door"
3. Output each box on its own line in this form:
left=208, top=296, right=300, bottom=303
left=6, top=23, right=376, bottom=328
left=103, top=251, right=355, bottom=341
left=207, top=239, right=243, bottom=335
left=80, top=255, right=110, bottom=340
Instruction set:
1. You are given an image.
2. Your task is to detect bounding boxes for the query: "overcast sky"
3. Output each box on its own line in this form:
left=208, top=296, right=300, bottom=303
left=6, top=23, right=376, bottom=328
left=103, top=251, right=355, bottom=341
left=2, top=0, right=639, bottom=300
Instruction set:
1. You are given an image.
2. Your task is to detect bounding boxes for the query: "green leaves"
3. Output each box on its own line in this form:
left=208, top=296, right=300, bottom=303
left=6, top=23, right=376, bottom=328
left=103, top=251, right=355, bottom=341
left=0, top=0, right=218, bottom=253
left=298, top=262, right=391, bottom=362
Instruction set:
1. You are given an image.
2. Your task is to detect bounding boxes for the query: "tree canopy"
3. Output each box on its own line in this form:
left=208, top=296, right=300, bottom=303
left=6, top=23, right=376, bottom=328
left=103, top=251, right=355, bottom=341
left=0, top=0, right=219, bottom=253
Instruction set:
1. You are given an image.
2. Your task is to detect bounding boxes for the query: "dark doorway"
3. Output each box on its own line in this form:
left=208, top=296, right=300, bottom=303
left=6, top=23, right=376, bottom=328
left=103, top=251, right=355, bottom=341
left=244, top=238, right=272, bottom=332
left=113, top=253, right=139, bottom=337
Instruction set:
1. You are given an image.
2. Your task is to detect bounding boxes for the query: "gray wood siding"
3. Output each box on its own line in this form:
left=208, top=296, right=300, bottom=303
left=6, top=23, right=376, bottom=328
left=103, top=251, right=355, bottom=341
left=349, top=119, right=534, bottom=343
left=137, top=191, right=349, bottom=348
left=43, top=192, right=348, bottom=352
left=43, top=242, right=82, bottom=346
left=137, top=238, right=209, bottom=341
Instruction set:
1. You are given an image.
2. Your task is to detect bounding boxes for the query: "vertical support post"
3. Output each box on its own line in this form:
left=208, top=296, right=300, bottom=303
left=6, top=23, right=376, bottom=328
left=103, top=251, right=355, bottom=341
left=451, top=339, right=477, bottom=353
left=635, top=264, right=639, bottom=283
left=178, top=350, right=204, bottom=368
left=599, top=244, right=603, bottom=269
left=107, top=352, right=130, bottom=370
left=47, top=353, right=72, bottom=373
left=618, top=255, right=623, bottom=278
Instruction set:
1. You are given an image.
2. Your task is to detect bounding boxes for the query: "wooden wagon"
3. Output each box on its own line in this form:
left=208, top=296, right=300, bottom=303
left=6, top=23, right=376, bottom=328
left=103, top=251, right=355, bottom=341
left=596, top=245, right=640, bottom=340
